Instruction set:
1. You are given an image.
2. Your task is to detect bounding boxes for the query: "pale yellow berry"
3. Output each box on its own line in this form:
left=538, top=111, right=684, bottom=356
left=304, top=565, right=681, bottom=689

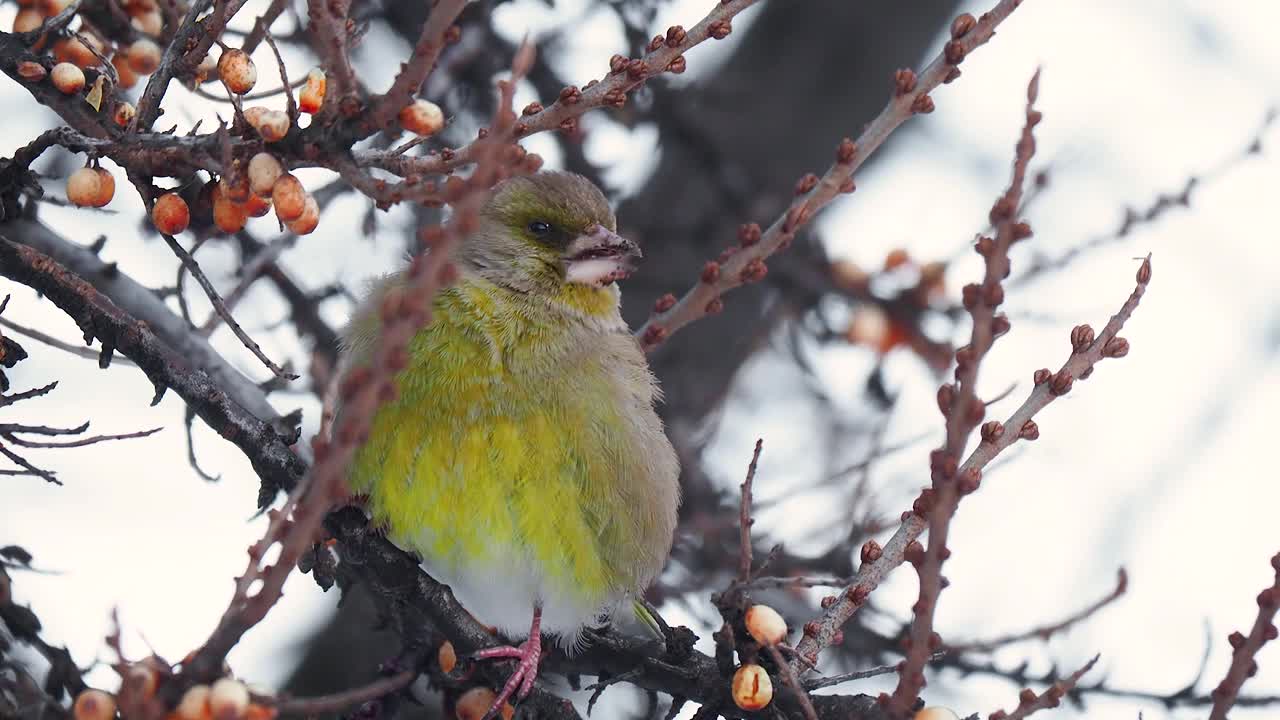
left=744, top=604, right=787, bottom=646
left=92, top=167, right=115, bottom=207
left=241, top=106, right=269, bottom=130
left=72, top=689, right=116, bottom=720
left=51, top=62, right=85, bottom=94
left=151, top=192, right=190, bottom=235
left=845, top=305, right=889, bottom=348
left=208, top=677, right=250, bottom=720
left=193, top=52, right=217, bottom=84
left=298, top=68, right=325, bottom=114
left=247, top=152, right=283, bottom=197
left=218, top=49, right=257, bottom=94
left=271, top=174, right=305, bottom=222
left=13, top=8, right=43, bottom=33
left=41, top=0, right=71, bottom=14
left=731, top=664, right=773, bottom=712
left=66, top=167, right=102, bottom=207
left=914, top=708, right=961, bottom=720
left=127, top=38, right=161, bottom=74
left=113, top=101, right=136, bottom=128
left=254, top=110, right=290, bottom=143
left=398, top=99, right=444, bottom=136
left=285, top=194, right=319, bottom=235
left=130, top=8, right=162, bottom=36
left=175, top=684, right=211, bottom=720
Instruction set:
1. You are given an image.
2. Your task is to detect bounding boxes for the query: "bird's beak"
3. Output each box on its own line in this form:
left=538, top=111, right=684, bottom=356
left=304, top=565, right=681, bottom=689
left=563, top=224, right=642, bottom=287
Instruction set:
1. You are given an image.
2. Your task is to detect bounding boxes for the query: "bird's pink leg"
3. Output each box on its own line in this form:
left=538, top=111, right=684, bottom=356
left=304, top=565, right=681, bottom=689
left=472, top=607, right=543, bottom=719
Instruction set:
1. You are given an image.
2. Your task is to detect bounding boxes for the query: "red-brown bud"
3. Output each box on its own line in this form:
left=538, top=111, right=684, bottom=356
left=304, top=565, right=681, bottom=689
left=1071, top=324, right=1095, bottom=353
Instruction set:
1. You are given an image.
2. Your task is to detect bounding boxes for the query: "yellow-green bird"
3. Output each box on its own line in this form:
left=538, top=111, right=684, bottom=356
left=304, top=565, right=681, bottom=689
left=340, top=171, right=681, bottom=712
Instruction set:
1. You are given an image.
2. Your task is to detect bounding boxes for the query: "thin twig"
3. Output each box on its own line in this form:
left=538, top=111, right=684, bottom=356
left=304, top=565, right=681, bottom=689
left=738, top=438, right=763, bottom=582
left=948, top=568, right=1127, bottom=654
left=993, top=654, right=1100, bottom=720
left=1208, top=552, right=1280, bottom=720
left=158, top=233, right=297, bottom=380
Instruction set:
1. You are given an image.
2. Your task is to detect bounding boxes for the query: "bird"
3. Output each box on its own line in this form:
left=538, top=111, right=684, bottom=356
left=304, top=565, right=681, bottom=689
left=339, top=171, right=681, bottom=715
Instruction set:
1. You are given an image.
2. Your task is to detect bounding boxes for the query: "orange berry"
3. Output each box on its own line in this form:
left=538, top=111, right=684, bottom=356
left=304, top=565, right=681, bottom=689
left=437, top=641, right=457, bottom=674
left=399, top=99, right=444, bottom=136
left=92, top=167, right=115, bottom=207
left=111, top=53, right=138, bottom=88
left=113, top=101, right=136, bottom=127
left=242, top=192, right=271, bottom=218
left=152, top=192, right=190, bottom=235
left=218, top=49, right=257, bottom=94
left=50, top=62, right=85, bottom=94
left=66, top=167, right=102, bottom=207
left=285, top=194, right=318, bottom=235
left=13, top=8, right=44, bottom=32
left=298, top=68, right=325, bottom=114
left=271, top=174, right=305, bottom=222
left=60, top=35, right=104, bottom=68
left=883, top=248, right=911, bottom=271
left=454, top=687, right=513, bottom=720
left=127, top=38, right=161, bottom=74
left=247, top=152, right=283, bottom=196
left=73, top=689, right=116, bottom=720
left=731, top=664, right=773, bottom=711
left=41, top=0, right=72, bottom=14
left=213, top=185, right=248, bottom=233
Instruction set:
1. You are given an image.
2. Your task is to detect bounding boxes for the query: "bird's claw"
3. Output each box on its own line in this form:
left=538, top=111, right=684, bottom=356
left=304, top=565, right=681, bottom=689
left=473, top=631, right=542, bottom=719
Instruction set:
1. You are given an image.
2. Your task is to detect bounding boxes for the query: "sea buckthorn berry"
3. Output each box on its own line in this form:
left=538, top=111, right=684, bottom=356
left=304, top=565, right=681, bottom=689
left=299, top=68, right=326, bottom=114
left=127, top=38, right=162, bottom=74
left=72, top=689, right=116, bottom=720
left=51, top=62, right=85, bottom=94
left=212, top=184, right=248, bottom=233
left=66, top=167, right=102, bottom=207
left=744, top=604, right=787, bottom=646
left=286, top=194, right=319, bottom=235
left=218, top=49, right=257, bottom=94
left=248, top=153, right=284, bottom=196
left=152, top=192, right=190, bottom=235
left=731, top=664, right=773, bottom=711
left=271, top=174, right=306, bottom=222
left=92, top=167, right=115, bottom=207
left=399, top=99, right=445, bottom=136
left=112, top=54, right=139, bottom=88
left=209, top=678, right=249, bottom=720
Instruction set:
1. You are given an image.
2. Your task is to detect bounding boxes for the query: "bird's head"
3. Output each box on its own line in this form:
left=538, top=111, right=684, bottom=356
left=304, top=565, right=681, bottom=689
left=465, top=172, right=641, bottom=307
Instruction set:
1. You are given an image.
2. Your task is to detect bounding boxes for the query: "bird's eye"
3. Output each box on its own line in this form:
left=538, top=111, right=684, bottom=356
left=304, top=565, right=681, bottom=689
left=528, top=220, right=552, bottom=236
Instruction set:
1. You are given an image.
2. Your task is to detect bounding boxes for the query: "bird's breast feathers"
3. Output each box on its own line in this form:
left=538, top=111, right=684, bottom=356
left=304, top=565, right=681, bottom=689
left=346, top=275, right=679, bottom=640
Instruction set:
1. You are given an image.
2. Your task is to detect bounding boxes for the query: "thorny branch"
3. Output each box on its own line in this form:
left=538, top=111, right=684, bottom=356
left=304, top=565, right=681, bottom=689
left=1208, top=552, right=1280, bottom=720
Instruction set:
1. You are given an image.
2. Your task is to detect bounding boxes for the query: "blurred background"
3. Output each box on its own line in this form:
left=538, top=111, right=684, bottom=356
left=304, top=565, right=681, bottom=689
left=4, top=0, right=1280, bottom=717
